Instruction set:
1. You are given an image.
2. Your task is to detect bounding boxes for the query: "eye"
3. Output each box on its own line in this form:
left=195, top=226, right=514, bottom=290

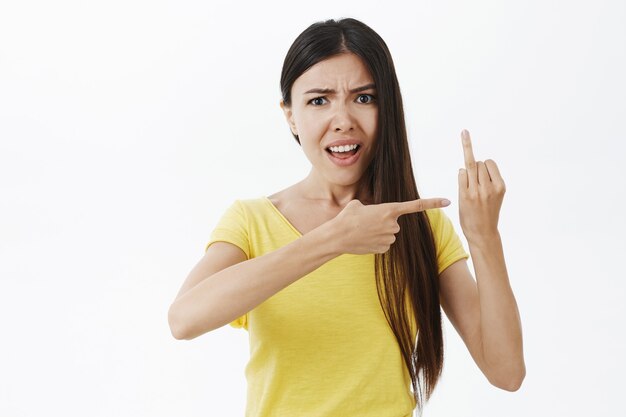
left=357, top=94, right=376, bottom=104
left=308, top=96, right=328, bottom=106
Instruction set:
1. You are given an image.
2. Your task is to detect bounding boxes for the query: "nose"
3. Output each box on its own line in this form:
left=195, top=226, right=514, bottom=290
left=331, top=102, right=355, bottom=133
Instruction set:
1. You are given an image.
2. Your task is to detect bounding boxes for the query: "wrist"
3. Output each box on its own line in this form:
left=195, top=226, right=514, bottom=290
left=317, top=217, right=345, bottom=257
left=466, top=230, right=502, bottom=248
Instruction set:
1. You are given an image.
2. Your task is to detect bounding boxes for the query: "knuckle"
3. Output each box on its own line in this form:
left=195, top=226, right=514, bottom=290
left=494, top=178, right=506, bottom=191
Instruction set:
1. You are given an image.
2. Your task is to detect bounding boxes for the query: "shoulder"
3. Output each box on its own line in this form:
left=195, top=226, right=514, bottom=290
left=233, top=196, right=270, bottom=209
left=423, top=207, right=463, bottom=246
left=424, top=207, right=444, bottom=225
left=267, top=184, right=302, bottom=212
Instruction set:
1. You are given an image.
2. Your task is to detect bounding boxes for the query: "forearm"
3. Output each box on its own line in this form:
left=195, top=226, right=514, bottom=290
left=468, top=232, right=525, bottom=388
left=170, top=222, right=341, bottom=339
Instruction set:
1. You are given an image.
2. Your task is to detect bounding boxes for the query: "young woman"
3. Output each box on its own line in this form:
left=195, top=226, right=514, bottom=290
left=168, top=17, right=525, bottom=417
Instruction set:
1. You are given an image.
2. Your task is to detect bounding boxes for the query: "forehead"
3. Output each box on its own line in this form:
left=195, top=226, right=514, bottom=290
left=292, top=53, right=374, bottom=93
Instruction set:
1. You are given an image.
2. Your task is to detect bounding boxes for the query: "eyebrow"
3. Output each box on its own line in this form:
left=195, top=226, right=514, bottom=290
left=303, top=83, right=376, bottom=95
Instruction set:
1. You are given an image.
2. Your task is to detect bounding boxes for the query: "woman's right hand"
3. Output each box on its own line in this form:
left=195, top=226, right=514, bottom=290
left=330, top=198, right=451, bottom=255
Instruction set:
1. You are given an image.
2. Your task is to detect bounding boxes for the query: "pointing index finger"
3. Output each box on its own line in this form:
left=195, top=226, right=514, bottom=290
left=389, top=198, right=451, bottom=217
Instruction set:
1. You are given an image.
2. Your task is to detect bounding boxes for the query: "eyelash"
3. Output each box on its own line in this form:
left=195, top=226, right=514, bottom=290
left=307, top=94, right=377, bottom=106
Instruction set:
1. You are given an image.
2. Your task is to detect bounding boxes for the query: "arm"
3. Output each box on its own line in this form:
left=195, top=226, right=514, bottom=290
left=439, top=235, right=525, bottom=391
left=441, top=129, right=525, bottom=390
left=167, top=195, right=451, bottom=341
left=168, top=220, right=341, bottom=340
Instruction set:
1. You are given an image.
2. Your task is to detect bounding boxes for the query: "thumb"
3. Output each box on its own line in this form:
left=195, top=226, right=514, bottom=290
left=393, top=198, right=451, bottom=216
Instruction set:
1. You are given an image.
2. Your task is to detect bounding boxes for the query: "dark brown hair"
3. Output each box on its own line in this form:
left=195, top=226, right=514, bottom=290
left=280, top=18, right=443, bottom=413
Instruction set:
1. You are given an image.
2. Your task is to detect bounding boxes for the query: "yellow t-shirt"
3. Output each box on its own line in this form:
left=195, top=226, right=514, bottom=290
left=205, top=197, right=470, bottom=417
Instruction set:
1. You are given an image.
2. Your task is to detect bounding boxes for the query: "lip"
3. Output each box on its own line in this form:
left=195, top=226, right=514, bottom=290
left=324, top=138, right=363, bottom=148
left=325, top=145, right=362, bottom=167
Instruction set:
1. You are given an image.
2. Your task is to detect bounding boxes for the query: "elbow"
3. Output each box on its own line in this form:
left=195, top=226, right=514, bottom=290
left=168, top=304, right=190, bottom=340
left=168, top=302, right=217, bottom=340
left=496, top=374, right=525, bottom=392
left=488, top=363, right=526, bottom=392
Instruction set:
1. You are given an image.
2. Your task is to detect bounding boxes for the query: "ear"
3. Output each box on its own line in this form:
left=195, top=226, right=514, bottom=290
left=279, top=100, right=298, bottom=136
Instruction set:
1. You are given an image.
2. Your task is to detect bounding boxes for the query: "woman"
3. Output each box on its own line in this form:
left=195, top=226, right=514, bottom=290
left=168, top=17, right=525, bottom=417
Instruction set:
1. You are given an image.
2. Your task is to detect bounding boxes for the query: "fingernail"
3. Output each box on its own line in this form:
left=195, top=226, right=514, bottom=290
left=442, top=199, right=451, bottom=206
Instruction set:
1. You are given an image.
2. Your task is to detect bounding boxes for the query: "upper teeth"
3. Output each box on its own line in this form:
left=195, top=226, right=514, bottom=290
left=329, top=144, right=358, bottom=152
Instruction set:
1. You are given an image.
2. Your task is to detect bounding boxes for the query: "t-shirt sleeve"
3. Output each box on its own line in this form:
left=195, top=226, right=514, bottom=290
left=204, top=200, right=250, bottom=330
left=425, top=208, right=470, bottom=275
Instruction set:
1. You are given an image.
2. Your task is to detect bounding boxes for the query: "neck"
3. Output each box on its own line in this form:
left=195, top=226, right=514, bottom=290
left=297, top=169, right=373, bottom=207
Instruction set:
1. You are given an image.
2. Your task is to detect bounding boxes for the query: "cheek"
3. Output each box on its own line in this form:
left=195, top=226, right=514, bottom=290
left=297, top=116, right=328, bottom=144
left=299, top=112, right=326, bottom=132
left=369, top=119, right=378, bottom=134
left=364, top=112, right=378, bottom=137
left=354, top=106, right=377, bottom=127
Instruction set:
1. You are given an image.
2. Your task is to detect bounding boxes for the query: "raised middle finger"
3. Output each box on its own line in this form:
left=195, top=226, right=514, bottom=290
left=461, top=129, right=477, bottom=189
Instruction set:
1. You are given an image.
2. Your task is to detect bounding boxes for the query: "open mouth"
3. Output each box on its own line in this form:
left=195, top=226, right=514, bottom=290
left=325, top=144, right=361, bottom=159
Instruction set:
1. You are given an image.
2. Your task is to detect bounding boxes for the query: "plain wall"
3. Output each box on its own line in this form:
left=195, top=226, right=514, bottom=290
left=1, top=0, right=625, bottom=416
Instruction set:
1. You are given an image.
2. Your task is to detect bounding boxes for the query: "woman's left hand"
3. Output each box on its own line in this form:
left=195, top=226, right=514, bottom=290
left=457, top=129, right=506, bottom=242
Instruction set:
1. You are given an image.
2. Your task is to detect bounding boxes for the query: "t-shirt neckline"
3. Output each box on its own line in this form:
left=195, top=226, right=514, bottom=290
left=262, top=196, right=303, bottom=238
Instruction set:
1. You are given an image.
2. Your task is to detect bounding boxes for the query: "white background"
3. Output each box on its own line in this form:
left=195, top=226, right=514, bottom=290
left=1, top=1, right=625, bottom=416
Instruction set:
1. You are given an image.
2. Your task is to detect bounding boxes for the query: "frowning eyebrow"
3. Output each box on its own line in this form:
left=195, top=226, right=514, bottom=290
left=303, top=83, right=376, bottom=95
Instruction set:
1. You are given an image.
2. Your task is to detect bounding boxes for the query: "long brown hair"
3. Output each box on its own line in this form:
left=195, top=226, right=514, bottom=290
left=280, top=18, right=442, bottom=413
